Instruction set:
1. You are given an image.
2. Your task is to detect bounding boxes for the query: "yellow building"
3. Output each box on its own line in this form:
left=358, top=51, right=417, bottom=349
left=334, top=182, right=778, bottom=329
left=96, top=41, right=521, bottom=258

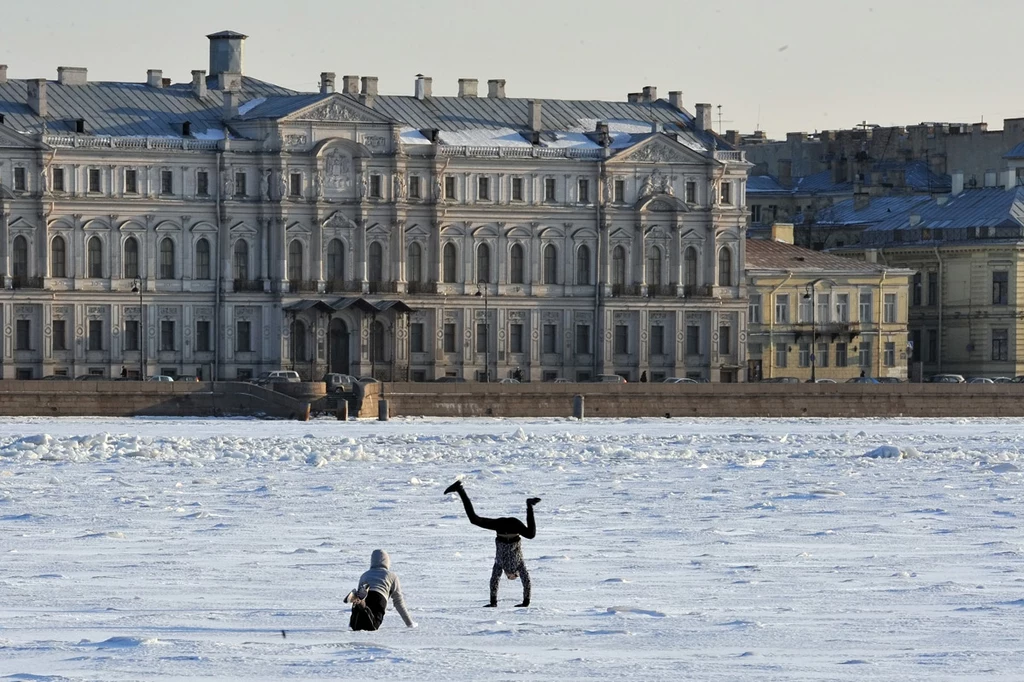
left=745, top=225, right=913, bottom=382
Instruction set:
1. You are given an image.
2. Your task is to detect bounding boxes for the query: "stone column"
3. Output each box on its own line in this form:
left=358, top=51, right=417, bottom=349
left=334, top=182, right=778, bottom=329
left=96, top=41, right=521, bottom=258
left=0, top=200, right=10, bottom=287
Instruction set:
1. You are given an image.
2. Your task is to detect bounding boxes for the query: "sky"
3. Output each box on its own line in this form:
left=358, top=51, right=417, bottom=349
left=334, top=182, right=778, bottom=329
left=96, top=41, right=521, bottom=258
left=1, top=0, right=1020, bottom=138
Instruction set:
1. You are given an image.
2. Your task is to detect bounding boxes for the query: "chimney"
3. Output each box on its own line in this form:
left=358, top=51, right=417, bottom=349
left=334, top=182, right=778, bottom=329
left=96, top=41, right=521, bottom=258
left=414, top=74, right=432, bottom=100
left=854, top=190, right=870, bottom=211
left=951, top=169, right=964, bottom=195
left=222, top=90, right=240, bottom=120
left=342, top=75, right=359, bottom=94
left=487, top=79, right=506, bottom=99
left=27, top=79, right=47, bottom=116
left=595, top=121, right=610, bottom=147
left=627, top=93, right=641, bottom=103
left=458, top=78, right=478, bottom=97
left=147, top=69, right=163, bottom=88
left=724, top=130, right=740, bottom=146
left=694, top=103, right=711, bottom=131
left=984, top=169, right=997, bottom=187
left=528, top=100, right=543, bottom=132
left=191, top=70, right=207, bottom=99
left=668, top=90, right=684, bottom=109
left=771, top=222, right=795, bottom=244
left=57, top=66, right=88, bottom=85
left=320, top=72, right=336, bottom=95
left=0, top=65, right=6, bottom=85
left=1003, top=169, right=1016, bottom=191
left=642, top=85, right=657, bottom=102
left=207, top=30, right=247, bottom=78
left=360, top=76, right=378, bottom=107
left=778, top=159, right=793, bottom=186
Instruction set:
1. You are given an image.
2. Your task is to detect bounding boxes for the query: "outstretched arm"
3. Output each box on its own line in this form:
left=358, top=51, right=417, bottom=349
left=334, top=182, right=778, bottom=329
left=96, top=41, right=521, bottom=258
left=390, top=576, right=415, bottom=627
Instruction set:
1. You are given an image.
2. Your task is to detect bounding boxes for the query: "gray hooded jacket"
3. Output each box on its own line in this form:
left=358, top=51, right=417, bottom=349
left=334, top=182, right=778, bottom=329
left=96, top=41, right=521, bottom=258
left=354, top=549, right=413, bottom=627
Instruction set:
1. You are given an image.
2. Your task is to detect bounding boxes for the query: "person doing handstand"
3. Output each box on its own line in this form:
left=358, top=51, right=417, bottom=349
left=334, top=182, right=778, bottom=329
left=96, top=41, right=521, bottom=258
left=444, top=480, right=540, bottom=607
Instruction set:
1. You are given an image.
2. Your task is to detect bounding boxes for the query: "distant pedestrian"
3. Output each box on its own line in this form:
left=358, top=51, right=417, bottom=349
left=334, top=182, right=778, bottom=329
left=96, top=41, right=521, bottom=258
left=120, top=366, right=127, bottom=378
left=640, top=371, right=648, bottom=383
left=344, top=549, right=416, bottom=631
left=860, top=370, right=866, bottom=378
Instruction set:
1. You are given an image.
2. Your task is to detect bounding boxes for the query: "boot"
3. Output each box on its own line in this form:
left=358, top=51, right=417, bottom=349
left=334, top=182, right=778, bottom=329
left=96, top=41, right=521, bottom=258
left=527, top=497, right=541, bottom=506
left=444, top=480, right=464, bottom=495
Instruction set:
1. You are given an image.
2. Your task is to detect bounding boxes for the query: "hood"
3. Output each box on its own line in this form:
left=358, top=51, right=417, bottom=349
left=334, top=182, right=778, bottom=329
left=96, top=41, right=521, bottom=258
left=370, top=549, right=390, bottom=570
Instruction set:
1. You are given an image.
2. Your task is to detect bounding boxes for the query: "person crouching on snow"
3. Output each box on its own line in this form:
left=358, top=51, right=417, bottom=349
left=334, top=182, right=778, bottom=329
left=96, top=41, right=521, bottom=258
left=344, top=549, right=416, bottom=631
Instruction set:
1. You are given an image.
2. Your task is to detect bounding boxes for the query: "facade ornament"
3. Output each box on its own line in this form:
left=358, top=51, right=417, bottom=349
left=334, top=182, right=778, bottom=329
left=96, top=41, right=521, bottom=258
left=277, top=170, right=288, bottom=201
left=603, top=179, right=613, bottom=204
left=314, top=169, right=325, bottom=200
left=394, top=171, right=406, bottom=200
left=359, top=172, right=368, bottom=199
left=641, top=172, right=657, bottom=197
left=299, top=100, right=371, bottom=122
left=433, top=175, right=443, bottom=201
left=660, top=174, right=674, bottom=195
left=222, top=171, right=235, bottom=198
left=259, top=169, right=271, bottom=201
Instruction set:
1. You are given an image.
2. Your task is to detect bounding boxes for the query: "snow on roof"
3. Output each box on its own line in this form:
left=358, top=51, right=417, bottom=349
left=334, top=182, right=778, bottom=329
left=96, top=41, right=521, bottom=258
left=237, top=97, right=266, bottom=117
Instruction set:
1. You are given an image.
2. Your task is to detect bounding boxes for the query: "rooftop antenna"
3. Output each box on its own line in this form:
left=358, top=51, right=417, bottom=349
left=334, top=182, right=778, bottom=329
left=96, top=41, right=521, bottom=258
left=755, top=104, right=761, bottom=132
left=716, top=104, right=733, bottom=132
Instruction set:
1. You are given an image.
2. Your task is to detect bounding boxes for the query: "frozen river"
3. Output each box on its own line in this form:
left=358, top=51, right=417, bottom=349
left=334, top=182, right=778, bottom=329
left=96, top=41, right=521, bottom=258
left=0, top=416, right=1021, bottom=680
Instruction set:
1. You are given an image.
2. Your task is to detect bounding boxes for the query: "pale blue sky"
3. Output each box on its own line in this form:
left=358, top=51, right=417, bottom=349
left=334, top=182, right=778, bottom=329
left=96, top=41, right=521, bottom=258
left=1, top=0, right=1018, bottom=137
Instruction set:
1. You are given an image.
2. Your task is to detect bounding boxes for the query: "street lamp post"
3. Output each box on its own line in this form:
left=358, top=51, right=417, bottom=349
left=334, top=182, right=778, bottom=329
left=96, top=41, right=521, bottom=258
left=803, top=277, right=837, bottom=383
left=475, top=282, right=489, bottom=382
left=131, top=277, right=144, bottom=380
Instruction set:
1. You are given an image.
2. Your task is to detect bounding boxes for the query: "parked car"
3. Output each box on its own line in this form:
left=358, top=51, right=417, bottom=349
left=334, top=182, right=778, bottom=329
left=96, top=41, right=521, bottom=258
left=663, top=377, right=699, bottom=384
left=498, top=378, right=520, bottom=384
left=993, top=377, right=1015, bottom=383
left=812, top=378, right=837, bottom=384
left=875, top=377, right=904, bottom=383
left=552, top=378, right=573, bottom=384
left=254, top=370, right=301, bottom=386
left=147, top=375, right=175, bottom=382
left=356, top=376, right=380, bottom=385
left=74, top=374, right=109, bottom=381
left=967, top=377, right=995, bottom=384
left=760, top=377, right=800, bottom=384
left=594, top=374, right=627, bottom=384
left=323, top=373, right=357, bottom=394
left=41, top=374, right=72, bottom=381
left=846, top=377, right=880, bottom=384
left=927, top=374, right=966, bottom=383
left=433, top=376, right=466, bottom=383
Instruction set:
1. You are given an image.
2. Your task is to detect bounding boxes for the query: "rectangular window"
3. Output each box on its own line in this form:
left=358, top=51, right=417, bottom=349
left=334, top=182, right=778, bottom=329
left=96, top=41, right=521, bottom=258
left=798, top=342, right=810, bottom=367
left=542, top=324, right=557, bottom=354
left=160, top=170, right=173, bottom=195
left=575, top=324, right=590, bottom=355
left=884, top=341, right=896, bottom=367
left=52, top=167, right=65, bottom=192
left=883, top=293, right=897, bottom=323
left=859, top=341, right=872, bottom=368
left=444, top=176, right=456, bottom=200
left=123, top=320, right=139, bottom=352
left=614, top=325, right=629, bottom=354
left=685, top=180, right=696, bottom=204
left=927, top=272, right=938, bottom=306
left=14, top=167, right=26, bottom=191
left=477, top=176, right=490, bottom=201
left=720, top=181, right=731, bottom=204
left=197, top=321, right=212, bottom=353
left=544, top=177, right=556, bottom=202
left=927, top=329, right=938, bottom=362
left=52, top=320, right=67, bottom=351
left=125, top=169, right=138, bottom=194
left=992, top=328, right=1009, bottom=361
left=993, top=272, right=1009, bottom=305
left=749, top=293, right=762, bottom=324
left=614, top=179, right=625, bottom=203
left=160, top=320, right=175, bottom=351
left=718, top=326, right=731, bottom=355
left=409, top=175, right=421, bottom=199
left=15, top=320, right=31, bottom=350
left=410, top=323, right=425, bottom=353
left=775, top=342, right=788, bottom=368
left=511, top=177, right=523, bottom=201
left=859, top=291, right=873, bottom=323
left=686, top=325, right=700, bottom=355
left=798, top=295, right=813, bottom=323
left=650, top=325, right=665, bottom=355
left=370, top=174, right=382, bottom=198
left=750, top=204, right=762, bottom=223
left=775, top=294, right=790, bottom=324
left=836, top=293, right=850, bottom=322
left=817, top=293, right=831, bottom=324
left=88, top=168, right=101, bottom=193
left=817, top=342, right=830, bottom=368
left=476, top=323, right=488, bottom=353
left=196, top=170, right=209, bottom=197
left=510, top=323, right=524, bottom=354
left=443, top=323, right=456, bottom=353
left=577, top=178, right=589, bottom=203
left=836, top=342, right=848, bottom=367
left=234, top=172, right=247, bottom=197
left=289, top=172, right=302, bottom=197
left=912, top=273, right=922, bottom=306
left=88, top=320, right=103, bottom=351
left=233, top=321, right=249, bottom=353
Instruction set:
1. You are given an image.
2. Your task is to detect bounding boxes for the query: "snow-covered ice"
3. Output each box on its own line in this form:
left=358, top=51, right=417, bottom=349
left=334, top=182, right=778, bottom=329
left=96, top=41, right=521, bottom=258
left=0, top=416, right=1021, bottom=680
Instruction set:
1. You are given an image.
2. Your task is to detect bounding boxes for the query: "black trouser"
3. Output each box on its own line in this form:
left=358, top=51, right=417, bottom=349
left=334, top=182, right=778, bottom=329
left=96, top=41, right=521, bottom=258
left=349, top=591, right=387, bottom=631
left=453, top=487, right=536, bottom=539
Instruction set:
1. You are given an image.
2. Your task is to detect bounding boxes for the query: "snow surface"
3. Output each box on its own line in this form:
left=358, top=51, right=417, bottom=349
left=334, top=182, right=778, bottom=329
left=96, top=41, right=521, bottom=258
left=0, top=416, right=1021, bottom=681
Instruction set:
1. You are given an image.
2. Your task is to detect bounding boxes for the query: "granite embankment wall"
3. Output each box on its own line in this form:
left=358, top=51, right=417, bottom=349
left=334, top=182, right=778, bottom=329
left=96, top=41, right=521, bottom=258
left=363, top=382, right=1024, bottom=418
left=0, top=381, right=313, bottom=420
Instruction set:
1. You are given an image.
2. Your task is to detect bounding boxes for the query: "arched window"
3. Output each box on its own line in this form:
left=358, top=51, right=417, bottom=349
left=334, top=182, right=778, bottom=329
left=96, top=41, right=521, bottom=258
left=290, top=320, right=307, bottom=362
left=510, top=243, right=524, bottom=284
left=371, top=320, right=386, bottom=363
left=159, top=237, right=174, bottom=279
left=368, top=241, right=384, bottom=282
left=612, top=245, right=626, bottom=286
left=123, top=237, right=139, bottom=279
left=477, top=243, right=491, bottom=284
left=12, top=236, right=28, bottom=279
left=327, top=239, right=344, bottom=282
left=407, top=242, right=422, bottom=283
left=543, top=244, right=557, bottom=284
left=51, top=235, right=67, bottom=278
left=234, top=239, right=249, bottom=281
left=647, top=247, right=662, bottom=287
left=718, top=246, right=732, bottom=286
left=442, top=243, right=457, bottom=283
left=576, top=245, right=591, bottom=285
left=88, top=236, right=104, bottom=279
left=288, top=240, right=303, bottom=282
left=195, top=238, right=211, bottom=280
left=684, top=246, right=698, bottom=289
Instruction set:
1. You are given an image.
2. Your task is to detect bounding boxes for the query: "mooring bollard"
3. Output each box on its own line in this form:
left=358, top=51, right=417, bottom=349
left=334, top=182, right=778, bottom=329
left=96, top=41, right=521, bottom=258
left=572, top=394, right=585, bottom=420
left=336, top=401, right=349, bottom=421
left=378, top=398, right=390, bottom=422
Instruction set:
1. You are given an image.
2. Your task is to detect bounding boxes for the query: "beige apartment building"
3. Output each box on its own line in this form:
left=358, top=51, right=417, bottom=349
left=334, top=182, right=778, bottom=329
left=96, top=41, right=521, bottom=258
left=0, top=30, right=751, bottom=382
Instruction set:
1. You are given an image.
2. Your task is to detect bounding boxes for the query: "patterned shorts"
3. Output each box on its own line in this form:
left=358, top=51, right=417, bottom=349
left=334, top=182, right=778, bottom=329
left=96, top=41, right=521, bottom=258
left=494, top=537, right=524, bottom=579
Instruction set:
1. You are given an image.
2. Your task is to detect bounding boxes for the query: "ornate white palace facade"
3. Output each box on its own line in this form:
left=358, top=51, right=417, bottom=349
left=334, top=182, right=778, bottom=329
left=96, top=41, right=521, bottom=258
left=0, top=31, right=751, bottom=382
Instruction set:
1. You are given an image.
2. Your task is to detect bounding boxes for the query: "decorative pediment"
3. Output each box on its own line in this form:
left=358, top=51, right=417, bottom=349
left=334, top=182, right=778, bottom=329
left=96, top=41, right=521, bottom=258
left=285, top=220, right=311, bottom=234
left=612, top=135, right=705, bottom=165
left=229, top=221, right=257, bottom=235
left=287, top=95, right=391, bottom=124
left=0, top=126, right=40, bottom=149
left=405, top=223, right=430, bottom=237
left=190, top=221, right=218, bottom=234
left=609, top=227, right=631, bottom=241
left=322, top=211, right=358, bottom=230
